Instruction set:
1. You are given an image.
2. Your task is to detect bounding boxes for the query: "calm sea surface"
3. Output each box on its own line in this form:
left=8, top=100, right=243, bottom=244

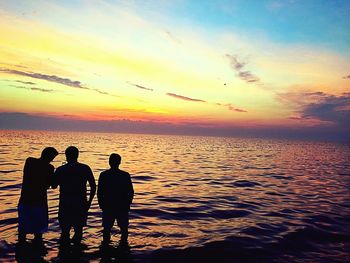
left=0, top=130, right=349, bottom=262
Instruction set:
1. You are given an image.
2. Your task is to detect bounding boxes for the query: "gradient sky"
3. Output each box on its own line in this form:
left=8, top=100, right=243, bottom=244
left=0, top=0, right=349, bottom=140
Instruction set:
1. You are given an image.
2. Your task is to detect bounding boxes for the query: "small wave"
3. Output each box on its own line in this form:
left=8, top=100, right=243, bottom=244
left=133, top=175, right=155, bottom=181
left=0, top=183, right=22, bottom=190
left=166, top=233, right=188, bottom=238
left=233, top=180, right=261, bottom=187
left=154, top=196, right=184, bottom=203
left=0, top=163, right=18, bottom=166
left=209, top=209, right=251, bottom=219
left=132, top=208, right=207, bottom=220
left=232, top=201, right=259, bottom=210
left=0, top=170, right=20, bottom=174
left=0, top=217, right=18, bottom=225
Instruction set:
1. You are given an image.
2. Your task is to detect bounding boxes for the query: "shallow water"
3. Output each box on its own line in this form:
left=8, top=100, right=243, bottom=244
left=0, top=130, right=349, bottom=262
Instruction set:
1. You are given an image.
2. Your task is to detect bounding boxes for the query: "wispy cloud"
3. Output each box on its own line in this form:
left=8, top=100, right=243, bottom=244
left=11, top=85, right=55, bottom=93
left=91, top=88, right=119, bottom=97
left=165, top=30, right=181, bottom=44
left=15, top=80, right=36, bottom=85
left=225, top=54, right=260, bottom=83
left=238, top=71, right=260, bottom=83
left=127, top=81, right=154, bottom=91
left=0, top=68, right=87, bottom=89
left=343, top=75, right=350, bottom=79
left=1, top=67, right=118, bottom=97
left=226, top=54, right=246, bottom=71
left=216, top=102, right=247, bottom=113
left=166, top=93, right=207, bottom=102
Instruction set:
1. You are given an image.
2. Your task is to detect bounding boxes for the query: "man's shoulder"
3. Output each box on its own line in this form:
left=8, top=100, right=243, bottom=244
left=78, top=162, right=91, bottom=169
left=119, top=169, right=129, bottom=175
left=99, top=169, right=110, bottom=178
left=25, top=157, right=37, bottom=164
left=118, top=169, right=130, bottom=178
left=56, top=163, right=67, bottom=171
left=100, top=169, right=129, bottom=177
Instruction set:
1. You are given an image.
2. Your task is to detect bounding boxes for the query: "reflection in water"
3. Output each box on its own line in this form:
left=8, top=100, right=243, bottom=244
left=99, top=242, right=134, bottom=263
left=15, top=241, right=48, bottom=263
left=1, top=130, right=350, bottom=262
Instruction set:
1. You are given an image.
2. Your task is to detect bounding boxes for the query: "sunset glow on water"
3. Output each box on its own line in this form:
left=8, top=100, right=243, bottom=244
left=0, top=130, right=349, bottom=262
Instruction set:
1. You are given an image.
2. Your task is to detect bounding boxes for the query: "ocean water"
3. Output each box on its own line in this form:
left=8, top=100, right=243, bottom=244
left=0, top=130, right=349, bottom=263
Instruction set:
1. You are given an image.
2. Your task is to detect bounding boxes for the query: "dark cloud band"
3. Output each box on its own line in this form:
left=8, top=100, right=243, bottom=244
left=166, top=93, right=206, bottom=102
left=1, top=67, right=117, bottom=97
left=0, top=68, right=86, bottom=89
left=127, top=82, right=153, bottom=91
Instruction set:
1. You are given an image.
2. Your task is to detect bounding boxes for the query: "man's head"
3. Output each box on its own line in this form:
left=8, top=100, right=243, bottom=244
left=40, top=147, right=58, bottom=163
left=109, top=153, right=121, bottom=168
left=65, top=146, right=79, bottom=163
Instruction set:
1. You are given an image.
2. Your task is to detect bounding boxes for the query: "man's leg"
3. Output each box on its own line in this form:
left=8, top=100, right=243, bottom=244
left=33, top=233, right=43, bottom=243
left=117, top=212, right=129, bottom=243
left=60, top=225, right=70, bottom=244
left=72, top=225, right=83, bottom=244
left=102, top=227, right=111, bottom=244
left=120, top=226, right=128, bottom=243
left=18, top=231, right=26, bottom=243
left=102, top=210, right=114, bottom=244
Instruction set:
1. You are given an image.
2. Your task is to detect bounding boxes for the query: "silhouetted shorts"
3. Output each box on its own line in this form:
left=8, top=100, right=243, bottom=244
left=58, top=202, right=88, bottom=228
left=102, top=210, right=129, bottom=229
left=18, top=203, right=48, bottom=234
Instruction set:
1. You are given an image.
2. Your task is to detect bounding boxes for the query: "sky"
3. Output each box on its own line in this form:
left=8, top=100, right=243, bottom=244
left=0, top=0, right=349, bottom=141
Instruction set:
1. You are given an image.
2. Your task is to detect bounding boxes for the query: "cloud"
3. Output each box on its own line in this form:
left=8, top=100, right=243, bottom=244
left=278, top=91, right=350, bottom=128
left=0, top=68, right=87, bottom=89
left=226, top=54, right=246, bottom=71
left=91, top=88, right=119, bottom=97
left=343, top=75, right=350, bottom=79
left=127, top=82, right=153, bottom=91
left=1, top=67, right=118, bottom=97
left=11, top=85, right=55, bottom=93
left=166, top=93, right=206, bottom=102
left=225, top=54, right=260, bottom=84
left=216, top=102, right=247, bottom=113
left=238, top=71, right=260, bottom=83
left=15, top=80, right=36, bottom=85
left=229, top=107, right=247, bottom=113
left=165, top=30, right=181, bottom=44
left=301, top=93, right=350, bottom=124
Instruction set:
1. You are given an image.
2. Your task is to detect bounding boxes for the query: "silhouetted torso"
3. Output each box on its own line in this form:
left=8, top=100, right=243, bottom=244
left=19, top=157, right=54, bottom=206
left=98, top=169, right=134, bottom=212
left=53, top=162, right=94, bottom=226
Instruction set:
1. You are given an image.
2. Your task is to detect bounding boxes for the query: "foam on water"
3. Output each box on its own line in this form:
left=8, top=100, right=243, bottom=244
left=0, top=130, right=349, bottom=262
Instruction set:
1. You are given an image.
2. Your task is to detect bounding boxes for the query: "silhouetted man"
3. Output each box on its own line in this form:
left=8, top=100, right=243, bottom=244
left=97, top=153, right=134, bottom=245
left=18, top=147, right=58, bottom=244
left=52, top=146, right=96, bottom=245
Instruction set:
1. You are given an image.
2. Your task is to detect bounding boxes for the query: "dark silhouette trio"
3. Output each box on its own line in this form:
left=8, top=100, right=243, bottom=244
left=17, top=146, right=134, bottom=249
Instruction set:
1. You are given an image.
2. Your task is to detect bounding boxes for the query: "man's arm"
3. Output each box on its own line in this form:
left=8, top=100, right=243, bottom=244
left=97, top=172, right=105, bottom=210
left=51, top=167, right=60, bottom=189
left=87, top=166, right=96, bottom=209
left=46, top=165, right=55, bottom=189
left=127, top=173, right=134, bottom=205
